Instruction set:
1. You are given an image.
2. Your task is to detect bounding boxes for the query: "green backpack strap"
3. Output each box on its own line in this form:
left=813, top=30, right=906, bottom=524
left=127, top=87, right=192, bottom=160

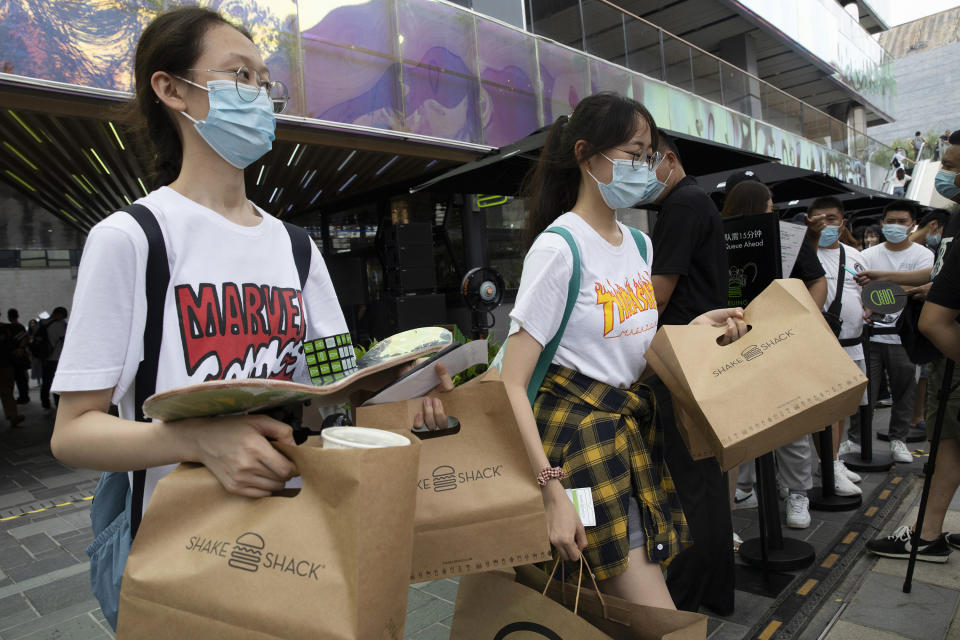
left=627, top=226, right=648, bottom=263
left=525, top=226, right=581, bottom=405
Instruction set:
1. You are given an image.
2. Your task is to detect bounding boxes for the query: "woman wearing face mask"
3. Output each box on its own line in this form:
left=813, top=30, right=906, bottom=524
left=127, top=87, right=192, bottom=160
left=500, top=92, right=748, bottom=608
left=48, top=8, right=449, bottom=627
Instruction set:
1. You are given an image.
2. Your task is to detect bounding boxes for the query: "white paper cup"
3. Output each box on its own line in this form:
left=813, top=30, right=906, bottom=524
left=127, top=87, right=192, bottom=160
left=320, top=426, right=410, bottom=449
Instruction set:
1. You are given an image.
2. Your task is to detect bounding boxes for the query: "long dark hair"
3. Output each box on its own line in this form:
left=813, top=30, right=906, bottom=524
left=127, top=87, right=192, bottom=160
left=720, top=180, right=771, bottom=218
left=121, top=8, right=252, bottom=188
left=522, top=92, right=659, bottom=248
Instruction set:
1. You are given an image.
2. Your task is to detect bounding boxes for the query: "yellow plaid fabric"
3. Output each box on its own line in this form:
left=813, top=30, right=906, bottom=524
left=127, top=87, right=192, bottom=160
left=534, top=365, right=690, bottom=580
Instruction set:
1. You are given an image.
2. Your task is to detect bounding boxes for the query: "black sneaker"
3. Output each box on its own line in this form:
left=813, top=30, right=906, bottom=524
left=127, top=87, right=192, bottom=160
left=946, top=533, right=960, bottom=551
left=866, top=526, right=951, bottom=563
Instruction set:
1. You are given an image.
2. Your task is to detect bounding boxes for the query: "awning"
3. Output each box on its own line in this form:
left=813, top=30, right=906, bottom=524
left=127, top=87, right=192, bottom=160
left=410, top=127, right=778, bottom=196
left=695, top=162, right=864, bottom=211
left=0, top=74, right=483, bottom=232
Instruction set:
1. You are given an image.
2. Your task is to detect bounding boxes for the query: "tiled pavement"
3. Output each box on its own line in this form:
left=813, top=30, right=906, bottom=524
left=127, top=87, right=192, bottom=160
left=2, top=392, right=960, bottom=639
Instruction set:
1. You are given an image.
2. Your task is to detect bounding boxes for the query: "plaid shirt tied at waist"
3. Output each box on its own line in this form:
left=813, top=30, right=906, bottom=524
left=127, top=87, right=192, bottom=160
left=535, top=364, right=690, bottom=579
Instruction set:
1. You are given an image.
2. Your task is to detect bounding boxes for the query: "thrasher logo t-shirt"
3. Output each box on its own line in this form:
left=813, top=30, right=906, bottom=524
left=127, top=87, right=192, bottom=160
left=53, top=187, right=347, bottom=511
left=509, top=212, right=657, bottom=389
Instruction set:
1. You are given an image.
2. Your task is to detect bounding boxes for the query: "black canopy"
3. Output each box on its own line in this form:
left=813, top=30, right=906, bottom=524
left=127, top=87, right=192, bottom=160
left=410, top=128, right=777, bottom=196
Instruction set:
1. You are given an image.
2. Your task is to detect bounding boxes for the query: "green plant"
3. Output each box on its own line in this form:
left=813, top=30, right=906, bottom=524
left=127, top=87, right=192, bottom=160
left=451, top=339, right=500, bottom=386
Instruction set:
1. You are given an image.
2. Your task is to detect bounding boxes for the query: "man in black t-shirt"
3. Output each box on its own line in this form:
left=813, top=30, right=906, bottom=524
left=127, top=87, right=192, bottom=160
left=647, top=131, right=734, bottom=616
left=866, top=230, right=960, bottom=561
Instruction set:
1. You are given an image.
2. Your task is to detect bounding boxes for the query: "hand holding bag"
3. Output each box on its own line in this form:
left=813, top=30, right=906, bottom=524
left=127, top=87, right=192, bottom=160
left=116, top=437, right=419, bottom=639
left=645, top=278, right=868, bottom=470
left=355, top=378, right=551, bottom=581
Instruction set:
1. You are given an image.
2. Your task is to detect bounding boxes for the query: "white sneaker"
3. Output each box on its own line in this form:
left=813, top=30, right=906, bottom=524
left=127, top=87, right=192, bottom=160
left=833, top=461, right=862, bottom=496
left=837, top=459, right=861, bottom=483
left=786, top=494, right=811, bottom=529
left=733, top=532, right=743, bottom=552
left=838, top=440, right=861, bottom=457
left=733, top=488, right=758, bottom=510
left=890, top=439, right=913, bottom=463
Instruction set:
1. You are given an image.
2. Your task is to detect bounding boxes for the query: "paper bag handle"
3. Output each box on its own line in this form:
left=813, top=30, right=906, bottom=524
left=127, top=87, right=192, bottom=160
left=542, top=556, right=607, bottom=617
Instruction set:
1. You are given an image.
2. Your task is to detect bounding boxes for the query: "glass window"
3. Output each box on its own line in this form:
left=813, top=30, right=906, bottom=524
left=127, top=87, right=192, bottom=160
left=527, top=0, right=584, bottom=51
left=397, top=0, right=482, bottom=143
left=476, top=19, right=541, bottom=147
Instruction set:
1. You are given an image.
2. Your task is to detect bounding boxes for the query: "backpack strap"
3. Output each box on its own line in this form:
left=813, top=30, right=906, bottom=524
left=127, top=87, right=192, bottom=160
left=627, top=226, right=648, bottom=263
left=283, top=221, right=312, bottom=290
left=124, top=203, right=170, bottom=539
left=827, top=245, right=846, bottom=319
left=526, top=226, right=581, bottom=405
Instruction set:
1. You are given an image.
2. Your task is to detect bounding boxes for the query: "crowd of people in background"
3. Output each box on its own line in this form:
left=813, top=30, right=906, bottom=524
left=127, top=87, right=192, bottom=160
left=0, top=306, right=69, bottom=427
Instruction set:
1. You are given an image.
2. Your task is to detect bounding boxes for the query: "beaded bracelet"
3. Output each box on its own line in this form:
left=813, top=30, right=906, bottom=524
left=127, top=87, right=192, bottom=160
left=536, top=466, right=565, bottom=487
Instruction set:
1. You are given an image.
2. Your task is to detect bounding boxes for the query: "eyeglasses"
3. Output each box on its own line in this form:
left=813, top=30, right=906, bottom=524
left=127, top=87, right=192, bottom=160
left=613, top=148, right=664, bottom=171
left=186, top=65, right=290, bottom=113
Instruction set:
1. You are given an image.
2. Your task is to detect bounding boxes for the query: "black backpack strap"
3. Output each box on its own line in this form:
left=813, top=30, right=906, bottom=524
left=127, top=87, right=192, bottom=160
left=283, top=222, right=312, bottom=290
left=827, top=245, right=845, bottom=319
left=124, top=204, right=170, bottom=539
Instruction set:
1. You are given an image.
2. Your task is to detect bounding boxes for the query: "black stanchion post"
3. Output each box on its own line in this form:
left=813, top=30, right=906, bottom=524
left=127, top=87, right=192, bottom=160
left=809, top=425, right=861, bottom=511
left=739, top=453, right=815, bottom=572
left=843, top=326, right=894, bottom=472
left=904, top=359, right=955, bottom=593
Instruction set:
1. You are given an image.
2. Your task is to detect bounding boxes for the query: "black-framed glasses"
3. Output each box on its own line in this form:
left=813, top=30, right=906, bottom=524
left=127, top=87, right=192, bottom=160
left=613, top=148, right=664, bottom=171
left=187, top=65, right=290, bottom=113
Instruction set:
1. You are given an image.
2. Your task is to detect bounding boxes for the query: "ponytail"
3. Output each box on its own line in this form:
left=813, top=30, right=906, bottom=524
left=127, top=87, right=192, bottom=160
left=522, top=92, right=659, bottom=248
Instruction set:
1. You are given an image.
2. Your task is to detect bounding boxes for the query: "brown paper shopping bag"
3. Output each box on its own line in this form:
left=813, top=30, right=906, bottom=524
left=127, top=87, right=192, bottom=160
left=450, top=569, right=611, bottom=640
left=647, top=278, right=868, bottom=470
left=356, top=379, right=551, bottom=582
left=116, top=437, right=419, bottom=640
left=514, top=560, right=707, bottom=640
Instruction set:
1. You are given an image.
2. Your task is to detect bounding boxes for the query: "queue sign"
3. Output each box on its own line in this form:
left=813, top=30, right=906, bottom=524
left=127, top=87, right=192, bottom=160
left=723, top=214, right=781, bottom=308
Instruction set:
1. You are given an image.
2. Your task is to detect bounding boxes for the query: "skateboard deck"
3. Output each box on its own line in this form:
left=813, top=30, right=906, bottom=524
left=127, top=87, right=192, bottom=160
left=142, top=327, right=453, bottom=422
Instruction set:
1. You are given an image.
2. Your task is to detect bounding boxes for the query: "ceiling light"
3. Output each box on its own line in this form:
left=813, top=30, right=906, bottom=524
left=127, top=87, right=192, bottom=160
left=108, top=122, right=125, bottom=150
left=302, top=169, right=318, bottom=189
left=376, top=156, right=398, bottom=176
left=137, top=177, right=148, bottom=196
left=257, top=165, right=266, bottom=186
left=3, top=142, right=38, bottom=170
left=72, top=174, right=92, bottom=194
left=337, top=150, right=356, bottom=173
left=287, top=144, right=300, bottom=167
left=269, top=187, right=279, bottom=203
left=7, top=110, right=41, bottom=143
left=64, top=193, right=83, bottom=209
left=338, top=173, right=358, bottom=192
left=309, top=189, right=323, bottom=205
left=4, top=169, right=35, bottom=191
left=89, top=148, right=110, bottom=175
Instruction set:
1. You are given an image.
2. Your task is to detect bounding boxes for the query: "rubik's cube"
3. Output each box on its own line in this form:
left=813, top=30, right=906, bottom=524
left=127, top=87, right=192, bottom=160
left=304, top=333, right=358, bottom=386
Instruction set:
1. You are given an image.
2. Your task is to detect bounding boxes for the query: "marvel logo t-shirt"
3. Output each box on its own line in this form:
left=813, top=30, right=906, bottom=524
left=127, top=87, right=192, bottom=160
left=53, top=187, right=347, bottom=511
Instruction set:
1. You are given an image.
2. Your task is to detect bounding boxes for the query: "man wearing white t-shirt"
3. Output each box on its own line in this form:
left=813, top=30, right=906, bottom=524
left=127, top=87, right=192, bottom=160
left=848, top=201, right=934, bottom=463
left=812, top=197, right=867, bottom=497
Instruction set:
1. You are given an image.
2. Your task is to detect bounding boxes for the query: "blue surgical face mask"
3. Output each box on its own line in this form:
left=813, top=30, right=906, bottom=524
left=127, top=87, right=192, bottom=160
left=882, top=223, right=910, bottom=244
left=935, top=170, right=960, bottom=200
left=587, top=154, right=668, bottom=209
left=927, top=233, right=942, bottom=249
left=818, top=224, right=840, bottom=247
left=177, top=79, right=276, bottom=169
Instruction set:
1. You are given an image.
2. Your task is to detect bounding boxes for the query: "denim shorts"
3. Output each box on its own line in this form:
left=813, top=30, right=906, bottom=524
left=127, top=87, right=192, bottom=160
left=627, top=496, right=646, bottom=549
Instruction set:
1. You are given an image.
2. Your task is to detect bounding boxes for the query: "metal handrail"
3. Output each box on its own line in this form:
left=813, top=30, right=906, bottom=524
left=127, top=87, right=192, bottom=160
left=591, top=0, right=895, bottom=156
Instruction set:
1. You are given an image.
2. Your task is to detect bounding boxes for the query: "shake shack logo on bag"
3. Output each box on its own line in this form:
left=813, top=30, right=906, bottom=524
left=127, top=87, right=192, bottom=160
left=185, top=531, right=326, bottom=580
left=712, top=328, right=796, bottom=377
left=418, top=464, right=504, bottom=492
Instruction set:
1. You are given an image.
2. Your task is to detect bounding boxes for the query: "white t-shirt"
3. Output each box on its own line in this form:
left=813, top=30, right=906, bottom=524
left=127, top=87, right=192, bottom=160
left=508, top=212, right=657, bottom=389
left=862, top=241, right=934, bottom=344
left=52, top=187, right=347, bottom=512
left=817, top=243, right=867, bottom=360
